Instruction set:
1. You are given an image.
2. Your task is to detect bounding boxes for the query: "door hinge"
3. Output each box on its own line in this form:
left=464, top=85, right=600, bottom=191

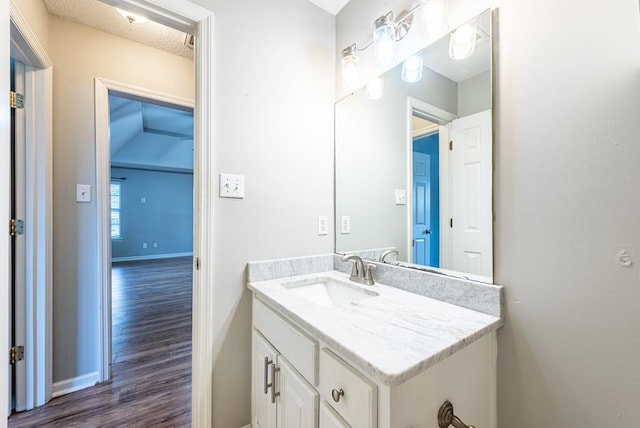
left=9, top=219, right=25, bottom=236
left=449, top=140, right=453, bottom=151
left=10, top=91, right=24, bottom=109
left=450, top=218, right=453, bottom=228
left=10, top=346, right=24, bottom=365
left=196, top=257, right=201, bottom=270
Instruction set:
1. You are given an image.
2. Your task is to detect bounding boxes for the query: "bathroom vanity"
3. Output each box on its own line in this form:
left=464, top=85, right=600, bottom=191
left=247, top=255, right=503, bottom=428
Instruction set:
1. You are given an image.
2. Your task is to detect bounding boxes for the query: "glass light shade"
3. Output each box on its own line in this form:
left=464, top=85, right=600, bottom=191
left=365, top=77, right=384, bottom=100
left=449, top=19, right=477, bottom=60
left=116, top=7, right=148, bottom=24
left=401, top=55, right=423, bottom=83
left=422, top=0, right=448, bottom=37
left=373, top=17, right=396, bottom=68
left=341, top=50, right=360, bottom=90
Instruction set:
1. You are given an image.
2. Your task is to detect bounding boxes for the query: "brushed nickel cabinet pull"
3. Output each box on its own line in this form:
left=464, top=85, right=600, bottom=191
left=331, top=388, right=344, bottom=402
left=270, top=364, right=281, bottom=404
left=263, top=357, right=273, bottom=394
left=437, top=400, right=476, bottom=428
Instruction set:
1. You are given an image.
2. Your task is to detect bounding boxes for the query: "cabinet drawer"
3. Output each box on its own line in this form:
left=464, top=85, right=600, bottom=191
left=253, top=297, right=318, bottom=385
left=319, top=348, right=377, bottom=428
left=320, top=401, right=350, bottom=428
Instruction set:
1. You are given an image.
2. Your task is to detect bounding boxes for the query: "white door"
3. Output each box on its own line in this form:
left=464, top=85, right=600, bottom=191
left=450, top=110, right=492, bottom=278
left=276, top=356, right=318, bottom=428
left=10, top=59, right=27, bottom=413
left=253, top=331, right=278, bottom=428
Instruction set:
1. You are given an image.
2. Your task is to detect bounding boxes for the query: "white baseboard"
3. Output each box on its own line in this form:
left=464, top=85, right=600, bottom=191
left=52, top=371, right=99, bottom=398
left=241, top=425, right=252, bottom=428
left=112, top=252, right=193, bottom=262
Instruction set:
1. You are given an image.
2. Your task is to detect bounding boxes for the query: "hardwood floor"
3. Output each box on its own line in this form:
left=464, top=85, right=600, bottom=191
left=9, top=257, right=193, bottom=427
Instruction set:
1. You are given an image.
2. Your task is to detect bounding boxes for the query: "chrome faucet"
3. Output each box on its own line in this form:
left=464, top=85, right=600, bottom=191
left=342, top=254, right=375, bottom=285
left=379, top=249, right=398, bottom=262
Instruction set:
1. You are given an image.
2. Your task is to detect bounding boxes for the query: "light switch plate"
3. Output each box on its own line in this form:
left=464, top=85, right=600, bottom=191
left=219, top=173, right=245, bottom=198
left=395, top=189, right=406, bottom=205
left=76, top=184, right=91, bottom=202
left=341, top=216, right=350, bottom=234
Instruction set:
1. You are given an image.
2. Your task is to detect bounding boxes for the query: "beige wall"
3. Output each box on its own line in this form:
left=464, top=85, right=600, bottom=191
left=48, top=15, right=194, bottom=382
left=338, top=0, right=640, bottom=426
left=11, top=0, right=49, bottom=53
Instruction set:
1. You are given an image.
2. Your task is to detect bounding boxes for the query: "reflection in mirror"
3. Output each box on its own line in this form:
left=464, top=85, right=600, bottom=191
left=335, top=9, right=493, bottom=282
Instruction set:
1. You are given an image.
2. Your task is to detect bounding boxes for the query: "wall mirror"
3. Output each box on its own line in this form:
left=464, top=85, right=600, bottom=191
left=335, top=9, right=494, bottom=283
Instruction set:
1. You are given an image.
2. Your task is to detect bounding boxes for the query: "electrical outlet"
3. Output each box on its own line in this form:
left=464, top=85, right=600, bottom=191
left=318, top=216, right=328, bottom=235
left=341, top=216, right=350, bottom=234
left=395, top=189, right=406, bottom=205
left=219, top=173, right=245, bottom=198
left=141, top=197, right=146, bottom=203
left=142, top=242, right=147, bottom=249
left=153, top=243, right=158, bottom=248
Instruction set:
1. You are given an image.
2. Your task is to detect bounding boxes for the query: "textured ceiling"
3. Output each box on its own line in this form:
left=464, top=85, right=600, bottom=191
left=43, top=0, right=193, bottom=59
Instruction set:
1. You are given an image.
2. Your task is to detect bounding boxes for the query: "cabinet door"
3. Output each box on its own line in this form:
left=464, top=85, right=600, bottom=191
left=253, top=330, right=279, bottom=428
left=277, top=356, right=319, bottom=428
left=319, top=401, right=350, bottom=428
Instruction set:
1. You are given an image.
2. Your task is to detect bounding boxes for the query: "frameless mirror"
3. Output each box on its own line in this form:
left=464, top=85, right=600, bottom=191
left=335, top=9, right=494, bottom=283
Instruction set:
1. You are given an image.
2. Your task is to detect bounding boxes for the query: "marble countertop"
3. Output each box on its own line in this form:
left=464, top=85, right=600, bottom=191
left=248, top=270, right=503, bottom=387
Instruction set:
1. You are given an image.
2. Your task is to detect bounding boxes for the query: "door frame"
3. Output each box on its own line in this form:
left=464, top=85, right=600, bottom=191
left=7, top=1, right=54, bottom=414
left=94, top=77, right=194, bottom=380
left=406, top=97, right=456, bottom=267
left=94, top=1, right=215, bottom=427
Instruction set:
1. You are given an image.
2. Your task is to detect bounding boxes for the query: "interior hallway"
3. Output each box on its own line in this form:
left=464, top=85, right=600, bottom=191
left=9, top=257, right=193, bottom=427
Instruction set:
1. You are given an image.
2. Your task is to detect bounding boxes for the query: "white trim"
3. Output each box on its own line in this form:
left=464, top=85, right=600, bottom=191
left=8, top=0, right=54, bottom=413
left=96, top=78, right=194, bottom=385
left=241, top=425, right=253, bottom=428
left=51, top=372, right=99, bottom=398
left=9, top=2, right=52, bottom=68
left=94, top=3, right=214, bottom=427
left=112, top=252, right=193, bottom=262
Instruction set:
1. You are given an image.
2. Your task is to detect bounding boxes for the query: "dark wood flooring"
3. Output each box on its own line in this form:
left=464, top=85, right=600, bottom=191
left=9, top=257, right=193, bottom=427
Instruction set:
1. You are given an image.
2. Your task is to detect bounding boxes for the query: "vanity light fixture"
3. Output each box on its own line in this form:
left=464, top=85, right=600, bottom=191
left=421, top=0, right=448, bottom=38
left=401, top=54, right=424, bottom=83
left=341, top=44, right=360, bottom=90
left=340, top=4, right=425, bottom=89
left=365, top=77, right=385, bottom=100
left=116, top=7, right=148, bottom=24
left=449, top=18, right=478, bottom=60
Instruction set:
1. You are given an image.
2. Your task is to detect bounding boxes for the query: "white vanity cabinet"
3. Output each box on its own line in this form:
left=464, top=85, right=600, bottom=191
left=251, top=294, right=497, bottom=428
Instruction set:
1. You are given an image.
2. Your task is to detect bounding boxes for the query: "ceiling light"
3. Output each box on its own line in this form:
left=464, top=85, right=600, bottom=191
left=341, top=44, right=360, bottom=90
left=116, top=8, right=148, bottom=24
left=402, top=54, right=423, bottom=83
left=449, top=19, right=478, bottom=60
left=365, top=77, right=384, bottom=100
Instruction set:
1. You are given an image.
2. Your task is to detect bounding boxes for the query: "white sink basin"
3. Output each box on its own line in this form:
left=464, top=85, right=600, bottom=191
left=281, top=276, right=378, bottom=307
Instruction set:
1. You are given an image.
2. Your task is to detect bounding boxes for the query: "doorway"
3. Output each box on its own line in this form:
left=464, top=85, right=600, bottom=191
left=412, top=128, right=440, bottom=267
left=108, top=92, right=194, bottom=388
left=2, top=1, right=215, bottom=427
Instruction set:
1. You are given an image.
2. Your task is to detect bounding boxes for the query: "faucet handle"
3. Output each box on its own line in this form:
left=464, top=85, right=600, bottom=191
left=363, top=264, right=375, bottom=285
